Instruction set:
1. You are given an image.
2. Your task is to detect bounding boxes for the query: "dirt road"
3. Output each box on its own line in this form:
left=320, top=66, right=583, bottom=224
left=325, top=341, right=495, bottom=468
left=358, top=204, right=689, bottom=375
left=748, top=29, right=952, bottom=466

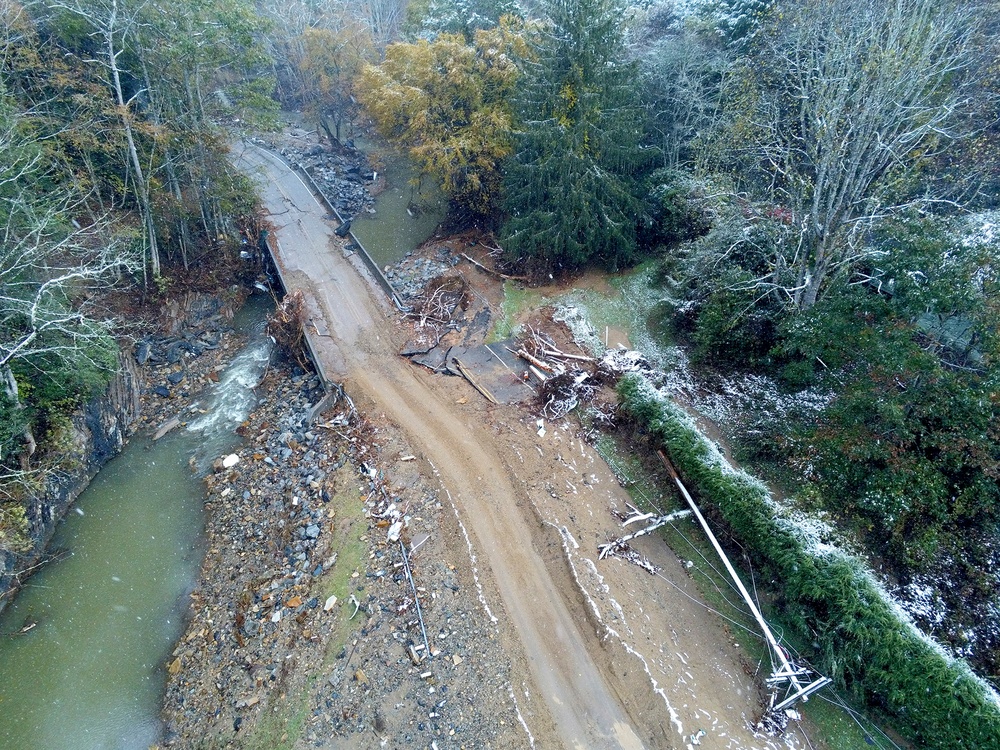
left=232, top=140, right=796, bottom=750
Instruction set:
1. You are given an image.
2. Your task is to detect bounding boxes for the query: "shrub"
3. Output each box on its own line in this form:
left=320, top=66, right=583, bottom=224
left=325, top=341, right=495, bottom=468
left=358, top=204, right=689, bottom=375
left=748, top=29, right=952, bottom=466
left=0, top=503, right=30, bottom=553
left=641, top=169, right=713, bottom=247
left=657, top=199, right=792, bottom=369
left=617, top=374, right=1000, bottom=749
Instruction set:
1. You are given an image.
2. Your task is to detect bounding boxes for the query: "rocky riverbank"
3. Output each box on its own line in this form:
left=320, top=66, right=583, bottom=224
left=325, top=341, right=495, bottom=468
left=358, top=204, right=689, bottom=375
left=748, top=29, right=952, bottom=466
left=260, top=125, right=375, bottom=221
left=0, top=291, right=249, bottom=618
left=0, top=353, right=142, bottom=615
left=158, top=345, right=532, bottom=749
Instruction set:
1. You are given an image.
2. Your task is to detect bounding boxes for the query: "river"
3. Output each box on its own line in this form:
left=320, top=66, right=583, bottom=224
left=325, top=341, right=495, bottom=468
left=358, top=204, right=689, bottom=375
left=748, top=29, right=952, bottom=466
left=0, top=294, right=273, bottom=750
left=349, top=137, right=446, bottom=268
left=0, top=138, right=446, bottom=748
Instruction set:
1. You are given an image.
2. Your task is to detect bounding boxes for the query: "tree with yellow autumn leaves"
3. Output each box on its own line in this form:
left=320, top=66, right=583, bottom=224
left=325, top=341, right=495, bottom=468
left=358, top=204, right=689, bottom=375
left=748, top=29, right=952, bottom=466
left=357, top=17, right=527, bottom=220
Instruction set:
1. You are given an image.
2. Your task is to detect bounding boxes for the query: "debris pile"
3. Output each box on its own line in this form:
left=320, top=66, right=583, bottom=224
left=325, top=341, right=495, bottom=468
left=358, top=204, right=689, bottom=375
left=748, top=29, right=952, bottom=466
left=160, top=357, right=527, bottom=748
left=598, top=506, right=693, bottom=571
left=263, top=129, right=375, bottom=219
left=386, top=247, right=459, bottom=300
left=266, top=288, right=309, bottom=369
left=513, top=327, right=652, bottom=421
left=398, top=275, right=469, bottom=355
left=409, top=276, right=468, bottom=327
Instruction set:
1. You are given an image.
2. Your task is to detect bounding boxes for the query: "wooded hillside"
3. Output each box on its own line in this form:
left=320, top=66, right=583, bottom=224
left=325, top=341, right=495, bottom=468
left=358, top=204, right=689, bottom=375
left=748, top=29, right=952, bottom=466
left=0, top=0, right=273, bottom=549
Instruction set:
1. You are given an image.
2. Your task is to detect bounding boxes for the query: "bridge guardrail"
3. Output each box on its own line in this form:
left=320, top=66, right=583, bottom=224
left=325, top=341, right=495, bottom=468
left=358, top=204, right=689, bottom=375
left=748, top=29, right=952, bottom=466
left=250, top=141, right=409, bottom=312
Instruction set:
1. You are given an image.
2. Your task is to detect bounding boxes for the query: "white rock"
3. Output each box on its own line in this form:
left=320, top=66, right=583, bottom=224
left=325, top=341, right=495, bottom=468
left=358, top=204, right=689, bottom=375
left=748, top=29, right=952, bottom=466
left=387, top=521, right=403, bottom=543
left=222, top=454, right=240, bottom=468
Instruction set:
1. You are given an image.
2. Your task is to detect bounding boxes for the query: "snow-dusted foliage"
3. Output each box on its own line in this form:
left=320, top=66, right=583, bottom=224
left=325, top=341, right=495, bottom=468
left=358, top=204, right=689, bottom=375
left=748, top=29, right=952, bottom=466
left=616, top=372, right=1000, bottom=746
left=962, top=209, right=1000, bottom=247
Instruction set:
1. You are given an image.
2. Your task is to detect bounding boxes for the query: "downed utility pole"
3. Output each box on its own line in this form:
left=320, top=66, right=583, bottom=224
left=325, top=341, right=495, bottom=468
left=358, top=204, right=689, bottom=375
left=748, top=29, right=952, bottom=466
left=400, top=538, right=432, bottom=661
left=656, top=450, right=831, bottom=718
left=598, top=507, right=693, bottom=560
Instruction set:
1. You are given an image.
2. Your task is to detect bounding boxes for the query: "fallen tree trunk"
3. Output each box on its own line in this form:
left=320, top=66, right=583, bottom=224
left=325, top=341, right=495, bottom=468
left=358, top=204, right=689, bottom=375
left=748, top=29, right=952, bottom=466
left=460, top=253, right=528, bottom=281
left=513, top=348, right=556, bottom=373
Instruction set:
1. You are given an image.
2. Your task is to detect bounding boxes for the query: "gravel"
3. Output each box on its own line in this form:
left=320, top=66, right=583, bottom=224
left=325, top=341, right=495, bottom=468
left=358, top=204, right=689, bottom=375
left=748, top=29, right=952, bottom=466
left=155, top=330, right=527, bottom=749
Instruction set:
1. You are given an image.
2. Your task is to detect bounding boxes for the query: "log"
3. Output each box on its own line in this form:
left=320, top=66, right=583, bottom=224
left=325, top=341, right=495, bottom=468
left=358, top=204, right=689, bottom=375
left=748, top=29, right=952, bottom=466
left=459, top=253, right=528, bottom=281
left=513, top=348, right=555, bottom=373
left=541, top=347, right=594, bottom=363
left=452, top=358, right=500, bottom=404
left=153, top=416, right=181, bottom=440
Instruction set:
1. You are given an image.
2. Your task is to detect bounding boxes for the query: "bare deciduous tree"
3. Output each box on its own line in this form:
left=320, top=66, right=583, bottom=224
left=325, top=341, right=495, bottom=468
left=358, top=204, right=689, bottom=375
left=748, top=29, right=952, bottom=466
left=0, top=89, right=139, bottom=469
left=642, top=29, right=728, bottom=171
left=721, top=0, right=987, bottom=309
left=44, top=0, right=160, bottom=279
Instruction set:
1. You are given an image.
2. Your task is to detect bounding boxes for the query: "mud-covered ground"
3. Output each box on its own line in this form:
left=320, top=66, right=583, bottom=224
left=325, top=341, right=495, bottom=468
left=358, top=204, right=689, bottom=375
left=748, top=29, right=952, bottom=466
left=157, top=358, right=532, bottom=749
left=153, top=278, right=800, bottom=750
left=153, top=122, right=813, bottom=750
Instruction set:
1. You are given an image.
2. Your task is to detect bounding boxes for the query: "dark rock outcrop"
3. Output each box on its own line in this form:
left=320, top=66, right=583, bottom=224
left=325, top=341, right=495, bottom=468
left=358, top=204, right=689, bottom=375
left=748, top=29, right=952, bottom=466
left=0, top=352, right=142, bottom=614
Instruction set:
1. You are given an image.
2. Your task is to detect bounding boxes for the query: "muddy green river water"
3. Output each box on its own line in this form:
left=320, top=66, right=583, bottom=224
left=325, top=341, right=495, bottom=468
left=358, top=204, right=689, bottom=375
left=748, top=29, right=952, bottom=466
left=0, top=295, right=273, bottom=750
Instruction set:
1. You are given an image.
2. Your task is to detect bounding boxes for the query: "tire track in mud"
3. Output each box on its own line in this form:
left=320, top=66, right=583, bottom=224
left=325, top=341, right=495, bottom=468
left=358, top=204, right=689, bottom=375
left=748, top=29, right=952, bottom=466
left=235, top=142, right=646, bottom=750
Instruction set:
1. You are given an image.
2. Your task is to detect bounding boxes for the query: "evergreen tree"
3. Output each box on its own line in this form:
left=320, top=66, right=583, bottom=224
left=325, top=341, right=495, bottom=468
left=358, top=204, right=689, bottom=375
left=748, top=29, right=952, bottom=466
left=500, top=0, right=645, bottom=274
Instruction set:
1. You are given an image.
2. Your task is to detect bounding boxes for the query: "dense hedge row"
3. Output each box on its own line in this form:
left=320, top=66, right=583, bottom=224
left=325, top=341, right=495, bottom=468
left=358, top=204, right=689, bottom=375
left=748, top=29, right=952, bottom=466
left=617, top=374, right=1000, bottom=749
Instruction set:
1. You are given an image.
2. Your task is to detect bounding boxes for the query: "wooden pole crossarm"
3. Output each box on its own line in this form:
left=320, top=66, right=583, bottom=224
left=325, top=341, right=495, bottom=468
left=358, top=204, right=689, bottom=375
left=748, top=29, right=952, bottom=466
left=771, top=676, right=832, bottom=713
left=656, top=450, right=806, bottom=696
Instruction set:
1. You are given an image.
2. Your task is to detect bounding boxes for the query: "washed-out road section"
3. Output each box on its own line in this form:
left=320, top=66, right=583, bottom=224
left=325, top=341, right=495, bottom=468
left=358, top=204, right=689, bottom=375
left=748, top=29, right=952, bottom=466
left=232, top=142, right=645, bottom=750
left=232, top=140, right=795, bottom=750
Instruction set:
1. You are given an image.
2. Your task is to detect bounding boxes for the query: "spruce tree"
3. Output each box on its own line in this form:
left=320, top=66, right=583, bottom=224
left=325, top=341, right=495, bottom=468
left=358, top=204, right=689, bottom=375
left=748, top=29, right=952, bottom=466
left=501, top=0, right=644, bottom=274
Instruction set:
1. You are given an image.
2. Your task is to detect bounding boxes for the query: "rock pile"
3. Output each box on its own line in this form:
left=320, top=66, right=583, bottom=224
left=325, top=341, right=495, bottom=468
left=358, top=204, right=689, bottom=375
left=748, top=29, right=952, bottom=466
left=264, top=127, right=375, bottom=220
left=135, top=293, right=243, bottom=403
left=385, top=246, right=460, bottom=301
left=161, top=361, right=528, bottom=749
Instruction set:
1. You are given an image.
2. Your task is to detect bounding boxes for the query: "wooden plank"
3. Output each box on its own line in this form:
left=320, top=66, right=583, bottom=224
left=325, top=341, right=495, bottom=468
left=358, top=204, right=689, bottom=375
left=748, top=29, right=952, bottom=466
left=452, top=357, right=500, bottom=404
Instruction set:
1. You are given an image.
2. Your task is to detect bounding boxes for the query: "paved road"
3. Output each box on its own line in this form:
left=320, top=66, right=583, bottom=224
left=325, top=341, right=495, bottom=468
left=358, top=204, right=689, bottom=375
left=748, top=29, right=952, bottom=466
left=232, top=141, right=646, bottom=750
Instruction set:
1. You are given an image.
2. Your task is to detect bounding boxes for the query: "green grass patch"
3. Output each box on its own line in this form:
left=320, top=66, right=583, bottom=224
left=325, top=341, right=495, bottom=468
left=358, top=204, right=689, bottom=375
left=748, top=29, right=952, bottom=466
left=561, top=282, right=633, bottom=340
left=592, top=433, right=671, bottom=512
left=565, top=265, right=671, bottom=347
left=801, top=692, right=904, bottom=750
left=489, top=280, right=549, bottom=342
left=488, top=265, right=667, bottom=356
left=238, top=692, right=311, bottom=750
left=312, top=465, right=369, bottom=666
left=231, top=465, right=369, bottom=750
